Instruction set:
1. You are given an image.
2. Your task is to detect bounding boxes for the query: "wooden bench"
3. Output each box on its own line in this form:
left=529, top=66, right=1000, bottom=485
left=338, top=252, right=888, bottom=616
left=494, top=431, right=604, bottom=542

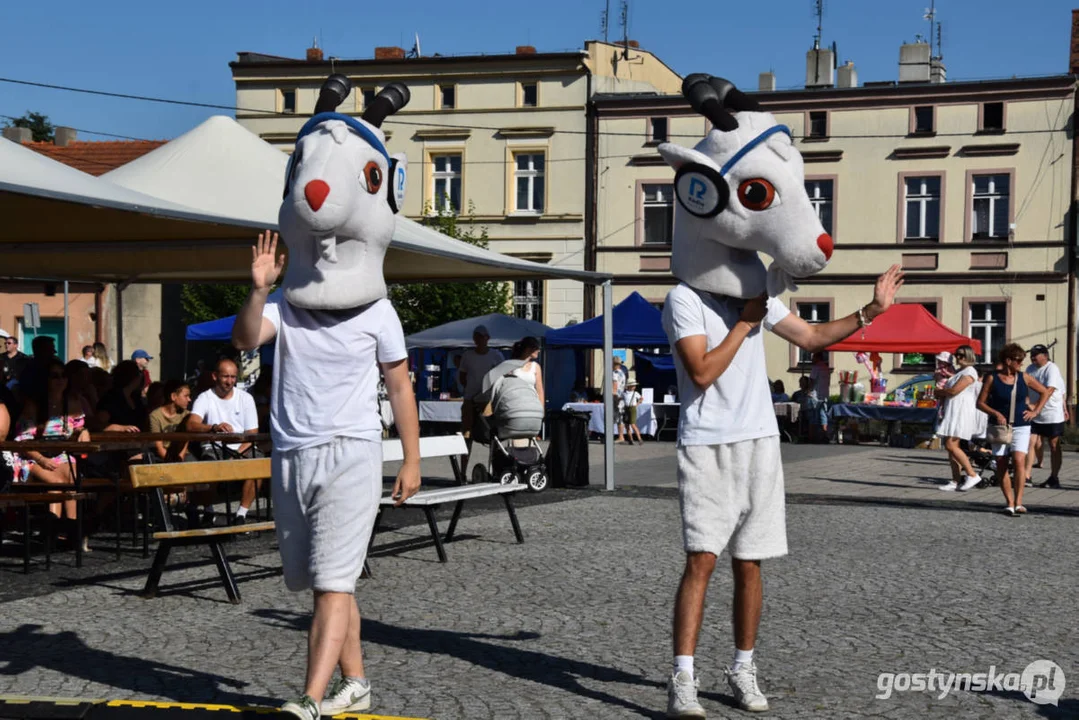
left=373, top=482, right=525, bottom=564
left=0, top=491, right=92, bottom=573
left=128, top=459, right=273, bottom=604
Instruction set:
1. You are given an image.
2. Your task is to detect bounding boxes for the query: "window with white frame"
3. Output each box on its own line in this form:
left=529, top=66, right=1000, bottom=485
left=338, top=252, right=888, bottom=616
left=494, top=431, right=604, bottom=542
left=971, top=174, right=1009, bottom=240
left=642, top=183, right=674, bottom=245
left=969, top=301, right=1007, bottom=364
left=514, top=153, right=545, bottom=213
left=805, top=179, right=834, bottom=236
left=904, top=176, right=941, bottom=241
left=796, top=302, right=830, bottom=365
left=514, top=279, right=543, bottom=321
left=430, top=154, right=461, bottom=214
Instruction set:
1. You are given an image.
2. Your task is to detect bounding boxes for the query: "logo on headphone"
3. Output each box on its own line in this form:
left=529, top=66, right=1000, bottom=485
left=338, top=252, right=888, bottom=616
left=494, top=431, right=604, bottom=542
left=675, top=169, right=724, bottom=217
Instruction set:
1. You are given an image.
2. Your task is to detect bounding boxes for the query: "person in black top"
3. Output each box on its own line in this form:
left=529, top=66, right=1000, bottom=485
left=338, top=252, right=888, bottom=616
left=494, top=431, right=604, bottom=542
left=2, top=334, right=30, bottom=386
left=95, top=360, right=149, bottom=431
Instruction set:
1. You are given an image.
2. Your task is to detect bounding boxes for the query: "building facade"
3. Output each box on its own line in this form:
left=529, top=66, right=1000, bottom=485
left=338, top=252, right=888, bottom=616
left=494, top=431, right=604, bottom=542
left=592, top=47, right=1076, bottom=402
left=230, top=40, right=681, bottom=329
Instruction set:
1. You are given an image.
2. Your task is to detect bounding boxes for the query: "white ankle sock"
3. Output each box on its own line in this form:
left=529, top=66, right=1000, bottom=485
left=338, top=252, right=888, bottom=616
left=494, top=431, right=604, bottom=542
left=732, top=648, right=754, bottom=672
left=673, top=655, right=694, bottom=677
left=235, top=506, right=248, bottom=518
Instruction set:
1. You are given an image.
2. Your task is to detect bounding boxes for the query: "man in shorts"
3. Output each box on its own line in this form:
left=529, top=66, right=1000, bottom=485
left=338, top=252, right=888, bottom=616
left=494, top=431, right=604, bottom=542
left=1025, top=344, right=1067, bottom=488
left=456, top=325, right=504, bottom=468
left=662, top=266, right=902, bottom=717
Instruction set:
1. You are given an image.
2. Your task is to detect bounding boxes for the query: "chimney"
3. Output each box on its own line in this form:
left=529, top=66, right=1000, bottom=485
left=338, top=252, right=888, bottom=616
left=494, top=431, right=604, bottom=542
left=899, top=42, right=931, bottom=83
left=515, top=45, right=536, bottom=55
left=374, top=46, right=406, bottom=60
left=626, top=40, right=639, bottom=48
left=929, top=57, right=946, bottom=84
left=1071, top=9, right=1079, bottom=74
left=306, top=45, right=324, bottom=62
left=2, top=126, right=31, bottom=143
left=54, top=127, right=77, bottom=146
left=805, top=46, right=834, bottom=88
left=758, top=71, right=776, bottom=92
left=836, top=60, right=858, bottom=88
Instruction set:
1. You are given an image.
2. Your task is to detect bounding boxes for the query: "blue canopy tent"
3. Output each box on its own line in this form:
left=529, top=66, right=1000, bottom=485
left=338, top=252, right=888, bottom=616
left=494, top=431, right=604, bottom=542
left=545, top=292, right=669, bottom=348
left=183, top=290, right=281, bottom=376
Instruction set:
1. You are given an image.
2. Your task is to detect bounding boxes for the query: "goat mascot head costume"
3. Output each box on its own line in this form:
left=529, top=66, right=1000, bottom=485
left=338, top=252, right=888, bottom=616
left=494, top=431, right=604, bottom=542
left=658, top=74, right=834, bottom=299
left=279, top=74, right=410, bottom=310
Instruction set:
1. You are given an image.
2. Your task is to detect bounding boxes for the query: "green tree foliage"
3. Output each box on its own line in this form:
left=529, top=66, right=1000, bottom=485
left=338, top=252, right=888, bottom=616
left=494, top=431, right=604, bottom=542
left=180, top=285, right=251, bottom=326
left=4, top=111, right=55, bottom=142
left=389, top=202, right=511, bottom=335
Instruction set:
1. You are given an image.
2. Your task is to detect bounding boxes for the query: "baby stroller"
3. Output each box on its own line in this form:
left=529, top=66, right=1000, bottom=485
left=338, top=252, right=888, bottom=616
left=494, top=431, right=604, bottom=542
left=469, top=359, right=549, bottom=492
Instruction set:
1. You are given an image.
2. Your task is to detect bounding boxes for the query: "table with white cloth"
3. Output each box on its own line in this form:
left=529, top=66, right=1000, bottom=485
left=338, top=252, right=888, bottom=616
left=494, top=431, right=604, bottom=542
left=561, top=402, right=659, bottom=437
left=418, top=400, right=463, bottom=423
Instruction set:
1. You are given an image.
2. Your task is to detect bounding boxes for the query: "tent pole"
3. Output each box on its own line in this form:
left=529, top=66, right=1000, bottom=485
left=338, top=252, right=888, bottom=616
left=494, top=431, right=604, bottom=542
left=602, top=280, right=614, bottom=491
left=63, top=281, right=69, bottom=361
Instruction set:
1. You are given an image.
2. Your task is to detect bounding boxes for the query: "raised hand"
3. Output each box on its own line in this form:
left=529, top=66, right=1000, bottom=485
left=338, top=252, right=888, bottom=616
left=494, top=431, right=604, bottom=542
left=866, top=265, right=905, bottom=319
left=739, top=294, right=769, bottom=328
left=251, top=230, right=285, bottom=291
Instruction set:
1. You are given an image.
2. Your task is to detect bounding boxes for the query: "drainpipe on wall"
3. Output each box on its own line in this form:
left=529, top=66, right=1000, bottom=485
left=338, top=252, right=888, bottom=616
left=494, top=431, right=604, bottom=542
left=1068, top=81, right=1078, bottom=425
left=584, top=63, right=597, bottom=320
left=94, top=290, right=104, bottom=344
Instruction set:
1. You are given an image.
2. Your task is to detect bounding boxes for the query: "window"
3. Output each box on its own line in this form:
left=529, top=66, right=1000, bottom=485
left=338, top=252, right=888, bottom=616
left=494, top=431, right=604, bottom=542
left=900, top=302, right=939, bottom=368
left=514, top=279, right=543, bottom=321
left=969, top=302, right=1007, bottom=364
left=904, top=176, right=941, bottom=241
left=971, top=174, right=1009, bottom=240
left=431, top=154, right=461, bottom=213
left=796, top=302, right=830, bottom=365
left=650, top=117, right=668, bottom=143
left=521, top=82, right=538, bottom=107
left=362, top=87, right=376, bottom=109
left=642, top=183, right=674, bottom=245
left=281, top=90, right=296, bottom=114
left=514, top=153, right=544, bottom=213
left=439, top=85, right=455, bottom=109
left=805, top=179, right=834, bottom=236
left=913, top=106, right=934, bottom=133
left=808, top=111, right=828, bottom=138
left=982, top=102, right=1004, bottom=132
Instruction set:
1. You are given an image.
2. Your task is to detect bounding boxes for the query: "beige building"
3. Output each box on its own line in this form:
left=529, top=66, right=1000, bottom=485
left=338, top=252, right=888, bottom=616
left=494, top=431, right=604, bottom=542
left=230, top=40, right=681, bottom=328
left=592, top=41, right=1077, bottom=404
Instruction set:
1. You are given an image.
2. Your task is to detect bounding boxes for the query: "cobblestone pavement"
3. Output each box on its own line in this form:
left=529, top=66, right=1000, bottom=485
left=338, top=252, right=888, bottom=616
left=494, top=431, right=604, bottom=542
left=1, top=445, right=1077, bottom=719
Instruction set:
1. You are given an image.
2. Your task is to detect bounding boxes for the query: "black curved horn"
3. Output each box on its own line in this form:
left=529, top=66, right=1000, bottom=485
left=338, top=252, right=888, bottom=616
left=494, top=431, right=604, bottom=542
left=314, top=73, right=353, bottom=114
left=361, top=83, right=411, bottom=127
left=682, top=73, right=738, bottom=131
left=708, top=76, right=761, bottom=112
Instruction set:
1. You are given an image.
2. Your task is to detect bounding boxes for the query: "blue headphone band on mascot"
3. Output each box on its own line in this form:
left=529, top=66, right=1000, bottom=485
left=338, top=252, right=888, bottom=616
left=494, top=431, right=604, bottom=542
left=673, top=124, right=791, bottom=219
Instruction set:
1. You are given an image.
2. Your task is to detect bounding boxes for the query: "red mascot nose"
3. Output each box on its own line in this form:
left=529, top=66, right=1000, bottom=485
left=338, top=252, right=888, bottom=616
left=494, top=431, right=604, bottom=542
left=304, top=180, right=330, bottom=212
left=816, top=232, right=834, bottom=260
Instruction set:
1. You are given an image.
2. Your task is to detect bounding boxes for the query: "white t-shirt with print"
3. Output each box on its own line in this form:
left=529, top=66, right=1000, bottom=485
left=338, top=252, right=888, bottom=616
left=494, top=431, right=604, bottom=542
left=458, top=348, right=505, bottom=400
left=262, top=297, right=408, bottom=452
left=1026, top=360, right=1066, bottom=424
left=662, top=283, right=791, bottom=446
left=190, top=387, right=259, bottom=452
left=622, top=389, right=641, bottom=408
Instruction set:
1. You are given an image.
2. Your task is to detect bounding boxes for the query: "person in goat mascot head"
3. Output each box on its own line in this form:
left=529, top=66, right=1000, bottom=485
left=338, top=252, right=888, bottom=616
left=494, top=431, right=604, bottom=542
left=658, top=74, right=904, bottom=717
left=232, top=73, right=421, bottom=720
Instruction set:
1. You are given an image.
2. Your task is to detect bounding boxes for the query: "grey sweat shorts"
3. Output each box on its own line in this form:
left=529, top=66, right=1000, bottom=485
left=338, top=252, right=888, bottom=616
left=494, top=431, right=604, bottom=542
left=676, top=436, right=788, bottom=560
left=272, top=436, right=382, bottom=593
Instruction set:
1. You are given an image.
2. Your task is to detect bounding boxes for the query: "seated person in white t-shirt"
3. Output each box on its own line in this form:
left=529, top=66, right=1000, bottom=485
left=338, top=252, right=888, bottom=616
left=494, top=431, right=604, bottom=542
left=186, top=357, right=261, bottom=523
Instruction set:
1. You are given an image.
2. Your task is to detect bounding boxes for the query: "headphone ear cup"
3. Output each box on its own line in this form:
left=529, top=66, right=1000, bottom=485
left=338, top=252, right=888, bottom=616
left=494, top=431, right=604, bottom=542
left=673, top=163, right=728, bottom=218
left=387, top=159, right=407, bottom=214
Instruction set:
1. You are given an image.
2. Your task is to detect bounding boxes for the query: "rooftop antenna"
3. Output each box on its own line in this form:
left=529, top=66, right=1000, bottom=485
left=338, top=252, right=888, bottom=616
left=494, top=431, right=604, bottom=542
left=812, top=0, right=824, bottom=86
left=923, top=1, right=941, bottom=56
left=408, top=33, right=422, bottom=58
left=601, top=0, right=610, bottom=42
left=620, top=0, right=630, bottom=59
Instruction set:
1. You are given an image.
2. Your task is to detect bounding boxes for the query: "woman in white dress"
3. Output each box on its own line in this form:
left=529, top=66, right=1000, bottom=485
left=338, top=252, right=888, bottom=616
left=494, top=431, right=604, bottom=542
left=935, top=345, right=981, bottom=491
left=510, top=336, right=544, bottom=409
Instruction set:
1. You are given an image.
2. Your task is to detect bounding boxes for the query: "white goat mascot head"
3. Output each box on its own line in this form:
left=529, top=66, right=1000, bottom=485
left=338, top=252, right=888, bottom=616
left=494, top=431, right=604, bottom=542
left=279, top=74, right=410, bottom=310
left=658, top=74, right=833, bottom=299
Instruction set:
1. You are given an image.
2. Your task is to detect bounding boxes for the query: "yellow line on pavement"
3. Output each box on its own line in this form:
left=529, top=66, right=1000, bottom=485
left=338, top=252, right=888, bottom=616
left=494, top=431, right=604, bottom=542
left=0, top=696, right=427, bottom=719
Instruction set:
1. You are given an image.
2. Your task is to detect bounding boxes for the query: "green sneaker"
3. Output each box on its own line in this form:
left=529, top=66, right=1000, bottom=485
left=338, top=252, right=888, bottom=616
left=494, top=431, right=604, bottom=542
left=281, top=694, right=320, bottom=720
left=320, top=676, right=372, bottom=715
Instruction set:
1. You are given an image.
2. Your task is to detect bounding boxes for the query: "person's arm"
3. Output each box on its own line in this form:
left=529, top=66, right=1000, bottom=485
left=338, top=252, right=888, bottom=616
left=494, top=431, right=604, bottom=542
left=976, top=374, right=1005, bottom=425
left=1023, top=374, right=1053, bottom=421
left=936, top=375, right=974, bottom=398
left=674, top=295, right=767, bottom=390
left=772, top=265, right=904, bottom=352
left=382, top=359, right=420, bottom=506
left=232, top=231, right=283, bottom=351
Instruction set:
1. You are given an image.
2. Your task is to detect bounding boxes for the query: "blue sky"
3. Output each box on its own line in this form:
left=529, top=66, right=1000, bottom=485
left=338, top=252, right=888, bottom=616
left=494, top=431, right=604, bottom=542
left=1, top=0, right=1073, bottom=141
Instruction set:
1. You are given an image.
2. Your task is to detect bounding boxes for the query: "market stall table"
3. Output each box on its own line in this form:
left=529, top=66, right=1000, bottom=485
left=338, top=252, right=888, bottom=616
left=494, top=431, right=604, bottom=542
left=829, top=403, right=938, bottom=445
left=418, top=400, right=463, bottom=423
left=561, top=402, right=660, bottom=437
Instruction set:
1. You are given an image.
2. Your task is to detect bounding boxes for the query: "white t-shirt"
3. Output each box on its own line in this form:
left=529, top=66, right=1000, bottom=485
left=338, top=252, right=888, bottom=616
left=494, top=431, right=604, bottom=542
left=622, top=389, right=641, bottom=408
left=1026, top=360, right=1066, bottom=424
left=190, top=387, right=259, bottom=451
left=263, top=297, right=408, bottom=452
left=458, top=348, right=505, bottom=400
left=662, top=283, right=791, bottom=446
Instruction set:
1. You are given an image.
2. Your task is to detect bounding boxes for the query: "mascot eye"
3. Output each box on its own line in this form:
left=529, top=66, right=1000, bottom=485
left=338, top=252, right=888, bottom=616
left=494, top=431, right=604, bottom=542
left=363, top=161, right=383, bottom=194
left=737, top=178, right=777, bottom=211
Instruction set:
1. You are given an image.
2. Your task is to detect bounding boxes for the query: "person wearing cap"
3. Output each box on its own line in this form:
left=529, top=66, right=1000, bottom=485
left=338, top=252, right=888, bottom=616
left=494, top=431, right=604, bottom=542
left=621, top=377, right=644, bottom=445
left=456, top=325, right=504, bottom=464
left=1025, top=344, right=1067, bottom=488
left=132, top=349, right=153, bottom=396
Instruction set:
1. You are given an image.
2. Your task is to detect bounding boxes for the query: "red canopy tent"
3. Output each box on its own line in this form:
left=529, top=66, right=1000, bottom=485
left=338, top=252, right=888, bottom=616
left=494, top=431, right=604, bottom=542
left=826, top=303, right=982, bottom=354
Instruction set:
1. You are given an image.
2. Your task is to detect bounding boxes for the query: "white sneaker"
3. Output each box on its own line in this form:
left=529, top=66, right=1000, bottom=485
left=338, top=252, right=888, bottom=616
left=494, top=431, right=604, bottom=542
left=959, top=475, right=981, bottom=491
left=726, top=662, right=769, bottom=712
left=281, top=695, right=320, bottom=720
left=939, top=481, right=958, bottom=492
left=666, top=670, right=706, bottom=718
left=320, top=676, right=371, bottom=715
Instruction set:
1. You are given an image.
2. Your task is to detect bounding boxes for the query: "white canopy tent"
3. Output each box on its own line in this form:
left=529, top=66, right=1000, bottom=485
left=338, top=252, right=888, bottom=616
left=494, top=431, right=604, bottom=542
left=0, top=122, right=619, bottom=490
left=406, top=312, right=551, bottom=349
